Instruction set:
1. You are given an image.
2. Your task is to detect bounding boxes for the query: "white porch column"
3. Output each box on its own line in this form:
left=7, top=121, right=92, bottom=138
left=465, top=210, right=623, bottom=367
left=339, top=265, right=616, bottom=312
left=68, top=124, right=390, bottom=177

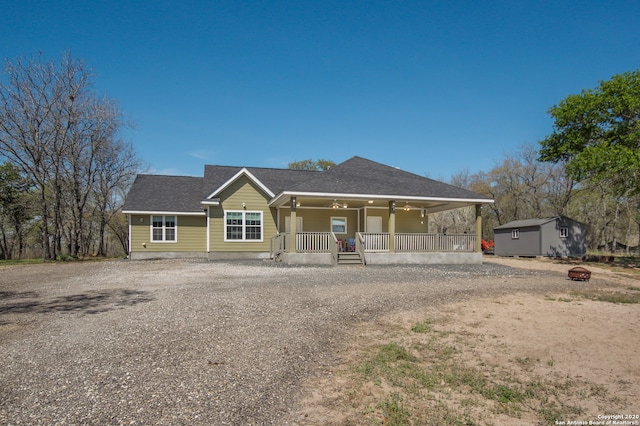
left=421, top=208, right=428, bottom=231
left=289, top=197, right=297, bottom=253
left=389, top=200, right=396, bottom=253
left=475, top=204, right=482, bottom=253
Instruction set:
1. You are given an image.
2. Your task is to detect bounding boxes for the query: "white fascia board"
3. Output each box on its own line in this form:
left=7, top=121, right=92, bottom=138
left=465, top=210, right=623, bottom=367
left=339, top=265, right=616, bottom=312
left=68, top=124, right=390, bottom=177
left=200, top=199, right=220, bottom=206
left=205, top=168, right=275, bottom=199
left=269, top=191, right=494, bottom=206
left=122, top=210, right=206, bottom=216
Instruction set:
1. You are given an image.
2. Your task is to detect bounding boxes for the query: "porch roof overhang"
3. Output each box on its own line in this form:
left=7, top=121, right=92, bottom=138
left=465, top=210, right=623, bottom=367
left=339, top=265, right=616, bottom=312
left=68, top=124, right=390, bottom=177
left=269, top=191, right=494, bottom=213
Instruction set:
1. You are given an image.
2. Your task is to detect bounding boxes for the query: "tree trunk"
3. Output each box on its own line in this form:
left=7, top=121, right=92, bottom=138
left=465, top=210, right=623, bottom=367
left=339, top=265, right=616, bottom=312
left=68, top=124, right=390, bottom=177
left=39, top=188, right=53, bottom=260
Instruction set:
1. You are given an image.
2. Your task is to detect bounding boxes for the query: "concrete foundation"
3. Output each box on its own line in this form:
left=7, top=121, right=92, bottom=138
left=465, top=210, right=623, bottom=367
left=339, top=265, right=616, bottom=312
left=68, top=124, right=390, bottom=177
left=283, top=252, right=333, bottom=265
left=129, top=251, right=207, bottom=260
left=207, top=252, right=271, bottom=260
left=129, top=251, right=482, bottom=265
left=364, top=252, right=483, bottom=265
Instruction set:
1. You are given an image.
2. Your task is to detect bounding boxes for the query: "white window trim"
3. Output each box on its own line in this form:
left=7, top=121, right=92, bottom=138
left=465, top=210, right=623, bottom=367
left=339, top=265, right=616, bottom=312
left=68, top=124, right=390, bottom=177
left=150, top=215, right=178, bottom=243
left=560, top=227, right=569, bottom=238
left=331, top=216, right=348, bottom=234
left=511, top=229, right=519, bottom=239
left=224, top=210, right=264, bottom=242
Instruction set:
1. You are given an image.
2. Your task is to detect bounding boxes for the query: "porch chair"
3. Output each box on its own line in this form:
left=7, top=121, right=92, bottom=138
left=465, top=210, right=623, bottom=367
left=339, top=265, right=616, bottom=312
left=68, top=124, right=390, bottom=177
left=348, top=238, right=356, bottom=252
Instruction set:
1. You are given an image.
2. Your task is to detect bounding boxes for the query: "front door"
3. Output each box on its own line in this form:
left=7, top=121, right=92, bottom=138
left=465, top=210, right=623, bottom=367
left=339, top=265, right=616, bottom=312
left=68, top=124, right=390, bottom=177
left=284, top=216, right=303, bottom=233
left=366, top=216, right=382, bottom=233
left=365, top=216, right=385, bottom=251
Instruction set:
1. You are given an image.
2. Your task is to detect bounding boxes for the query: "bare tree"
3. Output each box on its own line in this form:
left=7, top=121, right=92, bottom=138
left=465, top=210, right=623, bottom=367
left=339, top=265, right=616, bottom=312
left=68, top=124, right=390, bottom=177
left=93, top=137, right=140, bottom=256
left=0, top=53, right=138, bottom=259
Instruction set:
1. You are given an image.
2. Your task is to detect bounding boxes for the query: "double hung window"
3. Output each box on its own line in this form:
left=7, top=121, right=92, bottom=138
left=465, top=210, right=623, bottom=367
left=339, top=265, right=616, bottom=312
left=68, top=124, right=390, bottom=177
left=331, top=217, right=347, bottom=234
left=225, top=211, right=263, bottom=241
left=560, top=227, right=569, bottom=238
left=151, top=215, right=176, bottom=242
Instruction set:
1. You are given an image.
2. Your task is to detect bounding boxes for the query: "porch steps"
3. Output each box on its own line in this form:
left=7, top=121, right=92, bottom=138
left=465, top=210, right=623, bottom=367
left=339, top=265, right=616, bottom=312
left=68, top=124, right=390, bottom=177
left=337, top=252, right=365, bottom=265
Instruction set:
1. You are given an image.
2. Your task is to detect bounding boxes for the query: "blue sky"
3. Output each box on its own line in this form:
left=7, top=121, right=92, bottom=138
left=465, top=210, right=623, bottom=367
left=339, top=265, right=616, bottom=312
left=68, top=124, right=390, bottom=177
left=2, top=1, right=639, bottom=180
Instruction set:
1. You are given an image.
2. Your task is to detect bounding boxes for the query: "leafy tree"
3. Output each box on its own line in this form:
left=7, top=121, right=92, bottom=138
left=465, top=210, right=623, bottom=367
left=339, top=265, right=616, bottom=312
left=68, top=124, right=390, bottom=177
left=0, top=162, right=34, bottom=259
left=539, top=70, right=640, bottom=196
left=432, top=145, right=576, bottom=240
left=288, top=158, right=335, bottom=171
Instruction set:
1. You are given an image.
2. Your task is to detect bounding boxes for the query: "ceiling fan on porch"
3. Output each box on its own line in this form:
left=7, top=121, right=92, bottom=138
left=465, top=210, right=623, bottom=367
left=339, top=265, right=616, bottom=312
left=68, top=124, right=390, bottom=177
left=327, top=199, right=348, bottom=209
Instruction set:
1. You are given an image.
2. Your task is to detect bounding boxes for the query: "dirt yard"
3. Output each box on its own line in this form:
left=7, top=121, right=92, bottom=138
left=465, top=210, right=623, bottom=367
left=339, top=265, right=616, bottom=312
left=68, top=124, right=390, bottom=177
left=1, top=256, right=639, bottom=425
left=294, top=257, right=640, bottom=425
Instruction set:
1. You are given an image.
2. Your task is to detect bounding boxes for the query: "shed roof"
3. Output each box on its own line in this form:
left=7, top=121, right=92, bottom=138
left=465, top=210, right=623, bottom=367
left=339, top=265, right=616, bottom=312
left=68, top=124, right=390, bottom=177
left=494, top=216, right=573, bottom=230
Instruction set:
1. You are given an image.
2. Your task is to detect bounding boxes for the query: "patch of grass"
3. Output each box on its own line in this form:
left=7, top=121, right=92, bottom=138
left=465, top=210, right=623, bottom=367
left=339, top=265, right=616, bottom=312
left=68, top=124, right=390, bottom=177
left=538, top=401, right=584, bottom=424
left=493, top=384, right=526, bottom=404
left=0, top=258, right=45, bottom=266
left=377, top=393, right=410, bottom=425
left=410, top=319, right=432, bottom=333
left=377, top=342, right=417, bottom=363
left=570, top=289, right=640, bottom=304
left=0, top=256, right=118, bottom=266
left=627, top=286, right=640, bottom=292
left=437, top=345, right=457, bottom=361
left=345, top=307, right=621, bottom=426
left=612, top=255, right=640, bottom=269
left=538, top=403, right=566, bottom=424
left=355, top=342, right=417, bottom=385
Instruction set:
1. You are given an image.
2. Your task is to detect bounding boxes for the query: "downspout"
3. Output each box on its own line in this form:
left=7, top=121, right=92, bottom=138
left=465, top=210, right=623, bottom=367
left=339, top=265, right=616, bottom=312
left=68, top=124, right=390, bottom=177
left=206, top=206, right=210, bottom=253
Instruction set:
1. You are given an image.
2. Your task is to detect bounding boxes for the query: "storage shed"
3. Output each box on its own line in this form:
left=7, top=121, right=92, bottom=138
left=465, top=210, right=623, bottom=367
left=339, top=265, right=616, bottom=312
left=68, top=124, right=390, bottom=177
left=493, top=216, right=586, bottom=257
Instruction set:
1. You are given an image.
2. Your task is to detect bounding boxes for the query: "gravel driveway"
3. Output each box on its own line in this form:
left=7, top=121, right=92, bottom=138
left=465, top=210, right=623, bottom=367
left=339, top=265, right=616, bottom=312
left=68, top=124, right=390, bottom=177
left=0, top=258, right=583, bottom=425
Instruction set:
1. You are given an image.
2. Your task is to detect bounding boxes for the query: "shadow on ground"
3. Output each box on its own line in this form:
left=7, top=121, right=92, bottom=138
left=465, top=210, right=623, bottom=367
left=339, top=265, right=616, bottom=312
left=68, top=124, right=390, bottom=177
left=0, top=289, right=154, bottom=317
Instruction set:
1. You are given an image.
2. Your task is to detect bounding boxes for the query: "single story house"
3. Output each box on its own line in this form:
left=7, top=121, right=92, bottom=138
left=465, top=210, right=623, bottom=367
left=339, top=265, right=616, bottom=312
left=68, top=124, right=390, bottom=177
left=493, top=216, right=587, bottom=258
left=122, top=156, right=494, bottom=265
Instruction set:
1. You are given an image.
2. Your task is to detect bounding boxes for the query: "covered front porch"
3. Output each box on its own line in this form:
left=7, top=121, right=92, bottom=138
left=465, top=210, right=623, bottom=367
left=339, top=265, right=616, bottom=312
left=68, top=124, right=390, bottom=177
left=269, top=195, right=487, bottom=266
left=270, top=231, right=480, bottom=265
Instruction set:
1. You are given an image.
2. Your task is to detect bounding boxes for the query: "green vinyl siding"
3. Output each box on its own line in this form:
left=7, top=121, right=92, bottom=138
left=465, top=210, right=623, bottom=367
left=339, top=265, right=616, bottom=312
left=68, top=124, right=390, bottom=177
left=280, top=209, right=359, bottom=236
left=209, top=175, right=277, bottom=252
left=130, top=214, right=206, bottom=252
left=396, top=210, right=428, bottom=233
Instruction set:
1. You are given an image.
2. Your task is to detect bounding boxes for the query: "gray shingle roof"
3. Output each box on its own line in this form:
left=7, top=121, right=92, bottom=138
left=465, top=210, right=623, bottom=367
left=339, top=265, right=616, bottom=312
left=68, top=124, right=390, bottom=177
left=124, top=156, right=492, bottom=213
left=494, top=217, right=559, bottom=229
left=122, top=175, right=205, bottom=213
left=203, top=165, right=318, bottom=197
left=286, top=156, right=492, bottom=200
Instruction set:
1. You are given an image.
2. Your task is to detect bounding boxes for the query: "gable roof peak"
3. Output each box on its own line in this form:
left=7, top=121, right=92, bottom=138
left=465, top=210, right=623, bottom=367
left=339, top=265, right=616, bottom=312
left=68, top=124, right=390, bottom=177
left=206, top=167, right=276, bottom=199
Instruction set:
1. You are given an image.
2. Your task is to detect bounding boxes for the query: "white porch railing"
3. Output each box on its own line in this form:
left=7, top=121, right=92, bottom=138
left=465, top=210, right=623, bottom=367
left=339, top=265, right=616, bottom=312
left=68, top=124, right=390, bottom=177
left=360, top=233, right=476, bottom=253
left=362, top=233, right=389, bottom=252
left=271, top=232, right=477, bottom=259
left=270, top=232, right=339, bottom=263
left=270, top=233, right=287, bottom=260
left=433, top=233, right=476, bottom=252
left=296, top=232, right=333, bottom=253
